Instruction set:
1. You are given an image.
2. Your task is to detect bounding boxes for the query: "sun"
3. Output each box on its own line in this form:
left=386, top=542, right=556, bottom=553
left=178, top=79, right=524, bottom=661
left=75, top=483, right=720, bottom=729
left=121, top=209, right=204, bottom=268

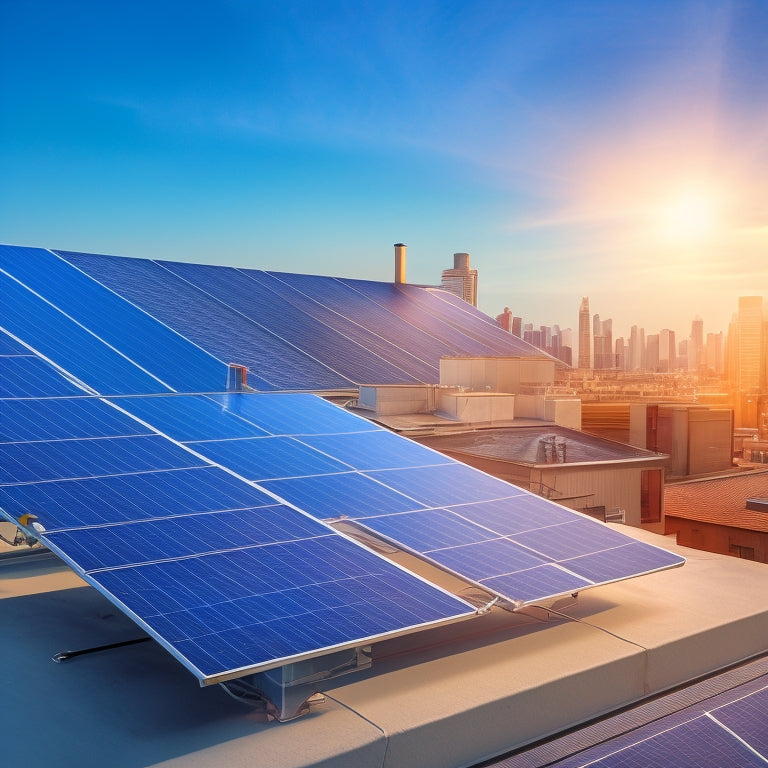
left=660, top=187, right=722, bottom=243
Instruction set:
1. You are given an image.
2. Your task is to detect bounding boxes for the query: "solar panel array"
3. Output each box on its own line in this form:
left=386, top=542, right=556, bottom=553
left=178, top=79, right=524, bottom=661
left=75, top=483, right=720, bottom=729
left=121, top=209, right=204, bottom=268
left=0, top=376, right=476, bottom=683
left=1, top=244, right=685, bottom=689
left=549, top=677, right=768, bottom=767
left=52, top=246, right=551, bottom=390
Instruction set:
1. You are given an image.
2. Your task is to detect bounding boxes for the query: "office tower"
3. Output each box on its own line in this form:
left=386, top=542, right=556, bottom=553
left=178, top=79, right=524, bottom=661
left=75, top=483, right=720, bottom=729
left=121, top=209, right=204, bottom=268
left=678, top=339, right=688, bottom=371
left=593, top=316, right=613, bottom=370
left=659, top=329, right=676, bottom=372
left=560, top=327, right=574, bottom=366
left=578, top=297, right=591, bottom=369
left=728, top=296, right=765, bottom=428
left=647, top=334, right=660, bottom=371
left=615, top=337, right=627, bottom=370
left=522, top=323, right=534, bottom=346
left=496, top=307, right=513, bottom=332
left=440, top=252, right=478, bottom=306
left=540, top=325, right=552, bottom=350
left=706, top=332, right=724, bottom=374
left=511, top=315, right=522, bottom=337
left=689, top=317, right=704, bottom=371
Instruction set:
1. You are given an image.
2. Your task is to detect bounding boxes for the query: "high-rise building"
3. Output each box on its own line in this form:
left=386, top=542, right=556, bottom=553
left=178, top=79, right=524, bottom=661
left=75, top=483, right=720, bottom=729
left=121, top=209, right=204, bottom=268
left=496, top=307, right=513, bottom=332
left=659, top=329, right=676, bottom=372
left=706, top=332, right=724, bottom=374
left=646, top=334, right=660, bottom=371
left=440, top=252, right=478, bottom=306
left=727, top=296, right=765, bottom=428
left=615, top=337, right=627, bottom=370
left=578, top=297, right=591, bottom=369
left=511, top=315, right=522, bottom=338
left=689, top=317, right=704, bottom=371
left=593, top=316, right=613, bottom=369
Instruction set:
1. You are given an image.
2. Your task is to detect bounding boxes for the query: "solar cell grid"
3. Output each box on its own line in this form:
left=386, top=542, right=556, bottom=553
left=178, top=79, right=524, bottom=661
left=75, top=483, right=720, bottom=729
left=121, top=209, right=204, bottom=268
left=0, top=396, right=153, bottom=443
left=0, top=435, right=205, bottom=485
left=0, top=466, right=277, bottom=531
left=259, top=270, right=441, bottom=382
left=87, top=536, right=474, bottom=682
left=363, top=463, right=521, bottom=507
left=56, top=249, right=344, bottom=391
left=107, top=394, right=270, bottom=442
left=187, top=436, right=353, bottom=481
left=0, top=355, right=86, bottom=397
left=1, top=269, right=171, bottom=395
left=207, top=392, right=379, bottom=435
left=1, top=246, right=228, bottom=394
left=298, top=429, right=455, bottom=471
left=0, top=330, right=28, bottom=354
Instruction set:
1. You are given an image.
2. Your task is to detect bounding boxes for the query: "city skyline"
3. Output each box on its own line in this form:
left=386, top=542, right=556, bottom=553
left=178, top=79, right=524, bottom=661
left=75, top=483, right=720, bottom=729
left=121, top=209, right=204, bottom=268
left=1, top=2, right=766, bottom=338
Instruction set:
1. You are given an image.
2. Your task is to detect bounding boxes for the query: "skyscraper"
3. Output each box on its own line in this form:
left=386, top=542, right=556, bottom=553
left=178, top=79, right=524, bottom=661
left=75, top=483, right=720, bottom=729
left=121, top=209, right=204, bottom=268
left=440, top=252, right=478, bottom=306
left=728, top=296, right=765, bottom=428
left=659, top=329, right=676, bottom=372
left=578, top=297, right=591, bottom=369
left=689, top=317, right=704, bottom=371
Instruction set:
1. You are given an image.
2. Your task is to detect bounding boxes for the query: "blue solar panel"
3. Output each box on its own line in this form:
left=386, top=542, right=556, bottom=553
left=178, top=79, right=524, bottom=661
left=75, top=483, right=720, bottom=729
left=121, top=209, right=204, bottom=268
left=363, top=463, right=521, bottom=508
left=0, top=435, right=205, bottom=484
left=188, top=436, right=353, bottom=481
left=257, top=270, right=441, bottom=382
left=44, top=504, right=337, bottom=571
left=298, top=430, right=455, bottom=471
left=0, top=330, right=28, bottom=354
left=0, top=397, right=153, bottom=443
left=549, top=678, right=768, bottom=767
left=261, top=471, right=425, bottom=519
left=1, top=246, right=687, bottom=686
left=0, top=390, right=475, bottom=684
left=713, top=685, right=768, bottom=757
left=107, top=394, right=270, bottom=442
left=0, top=355, right=86, bottom=397
left=0, top=246, right=228, bottom=394
left=0, top=466, right=278, bottom=530
left=1, top=269, right=170, bottom=395
left=207, top=392, right=379, bottom=435
left=54, top=247, right=551, bottom=391
left=574, top=716, right=765, bottom=767
left=56, top=250, right=351, bottom=391
left=73, top=533, right=474, bottom=683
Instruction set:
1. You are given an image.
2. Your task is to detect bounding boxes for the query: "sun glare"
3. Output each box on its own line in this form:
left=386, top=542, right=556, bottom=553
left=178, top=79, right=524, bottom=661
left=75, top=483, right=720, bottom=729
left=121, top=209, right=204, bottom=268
left=660, top=188, right=722, bottom=242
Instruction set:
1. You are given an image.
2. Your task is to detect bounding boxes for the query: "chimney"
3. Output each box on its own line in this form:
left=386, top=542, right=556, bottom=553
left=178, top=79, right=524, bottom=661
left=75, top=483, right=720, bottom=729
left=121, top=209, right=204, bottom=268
left=394, top=243, right=407, bottom=284
left=453, top=252, right=470, bottom=270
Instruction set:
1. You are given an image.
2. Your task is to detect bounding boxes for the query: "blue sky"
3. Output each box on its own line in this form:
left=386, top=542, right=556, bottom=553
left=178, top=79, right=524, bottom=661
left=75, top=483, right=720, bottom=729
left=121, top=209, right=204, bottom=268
left=1, top=1, right=766, bottom=342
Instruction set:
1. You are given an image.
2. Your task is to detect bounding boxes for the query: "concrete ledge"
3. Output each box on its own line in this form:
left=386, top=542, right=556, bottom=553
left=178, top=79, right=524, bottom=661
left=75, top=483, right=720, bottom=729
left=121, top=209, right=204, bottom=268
left=2, top=532, right=767, bottom=768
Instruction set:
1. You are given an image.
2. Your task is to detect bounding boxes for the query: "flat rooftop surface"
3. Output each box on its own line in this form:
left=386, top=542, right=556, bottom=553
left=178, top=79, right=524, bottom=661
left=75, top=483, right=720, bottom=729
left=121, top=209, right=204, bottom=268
left=418, top=424, right=660, bottom=465
left=2, top=528, right=767, bottom=768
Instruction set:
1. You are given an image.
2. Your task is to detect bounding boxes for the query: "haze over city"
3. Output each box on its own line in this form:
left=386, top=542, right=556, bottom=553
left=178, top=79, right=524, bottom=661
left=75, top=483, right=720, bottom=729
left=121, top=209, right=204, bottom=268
left=1, top=0, right=766, bottom=339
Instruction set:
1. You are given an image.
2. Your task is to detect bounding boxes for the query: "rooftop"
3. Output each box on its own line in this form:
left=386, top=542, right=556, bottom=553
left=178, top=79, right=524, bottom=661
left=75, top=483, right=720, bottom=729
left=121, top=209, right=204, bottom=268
left=3, top=529, right=767, bottom=768
left=417, top=424, right=662, bottom=466
left=664, top=468, right=768, bottom=532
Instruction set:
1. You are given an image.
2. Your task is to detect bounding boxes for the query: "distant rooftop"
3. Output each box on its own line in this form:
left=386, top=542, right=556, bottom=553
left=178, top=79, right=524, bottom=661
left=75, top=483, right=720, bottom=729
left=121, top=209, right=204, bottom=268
left=418, top=424, right=662, bottom=465
left=665, top=469, right=768, bottom=532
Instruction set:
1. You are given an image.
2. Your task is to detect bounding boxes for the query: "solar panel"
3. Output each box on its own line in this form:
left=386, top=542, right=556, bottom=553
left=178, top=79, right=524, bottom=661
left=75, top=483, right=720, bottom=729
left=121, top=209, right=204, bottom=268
left=257, top=270, right=442, bottom=382
left=156, top=261, right=423, bottom=386
left=0, top=245, right=686, bottom=691
left=51, top=246, right=551, bottom=391
left=548, top=678, right=768, bottom=767
left=1, top=268, right=171, bottom=395
left=55, top=249, right=352, bottom=391
left=0, top=246, right=228, bottom=394
left=126, top=391, right=683, bottom=608
left=0, top=355, right=86, bottom=397
left=0, top=393, right=476, bottom=684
